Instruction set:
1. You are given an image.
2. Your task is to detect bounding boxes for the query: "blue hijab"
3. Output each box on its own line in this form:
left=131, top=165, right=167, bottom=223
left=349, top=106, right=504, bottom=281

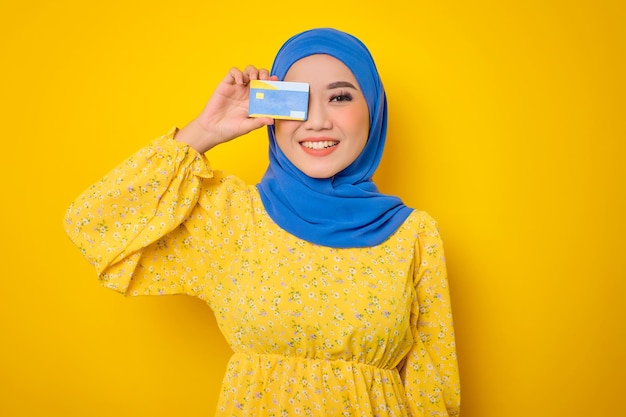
left=257, top=28, right=413, bottom=248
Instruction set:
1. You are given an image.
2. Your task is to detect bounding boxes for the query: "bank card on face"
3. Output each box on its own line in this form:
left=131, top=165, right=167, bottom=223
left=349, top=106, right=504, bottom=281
left=248, top=80, right=309, bottom=121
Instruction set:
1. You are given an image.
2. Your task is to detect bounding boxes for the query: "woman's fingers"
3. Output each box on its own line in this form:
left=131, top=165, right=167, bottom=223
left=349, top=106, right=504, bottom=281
left=242, top=66, right=274, bottom=82
left=243, top=65, right=258, bottom=83
left=226, top=66, right=276, bottom=86
left=226, top=67, right=245, bottom=85
left=223, top=65, right=278, bottom=85
left=258, top=68, right=271, bottom=80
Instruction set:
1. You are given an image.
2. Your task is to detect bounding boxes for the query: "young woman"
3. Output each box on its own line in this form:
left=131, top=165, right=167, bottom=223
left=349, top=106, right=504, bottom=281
left=65, top=28, right=460, bottom=416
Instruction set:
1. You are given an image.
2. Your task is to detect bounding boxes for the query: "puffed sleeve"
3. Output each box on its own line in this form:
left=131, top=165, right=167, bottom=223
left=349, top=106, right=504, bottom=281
left=399, top=212, right=461, bottom=416
left=64, top=129, right=229, bottom=300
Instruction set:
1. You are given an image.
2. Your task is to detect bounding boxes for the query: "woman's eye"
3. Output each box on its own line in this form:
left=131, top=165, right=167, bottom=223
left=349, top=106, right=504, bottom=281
left=330, top=92, right=353, bottom=102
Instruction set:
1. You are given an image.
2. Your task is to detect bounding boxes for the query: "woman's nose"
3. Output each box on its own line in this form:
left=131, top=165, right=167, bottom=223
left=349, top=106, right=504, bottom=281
left=303, top=99, right=332, bottom=130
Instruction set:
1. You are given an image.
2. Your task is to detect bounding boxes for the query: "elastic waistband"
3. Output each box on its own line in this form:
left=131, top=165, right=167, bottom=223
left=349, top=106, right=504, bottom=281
left=231, top=351, right=398, bottom=373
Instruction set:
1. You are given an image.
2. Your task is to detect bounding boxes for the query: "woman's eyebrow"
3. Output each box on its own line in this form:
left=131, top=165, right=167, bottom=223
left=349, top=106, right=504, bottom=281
left=327, top=81, right=358, bottom=89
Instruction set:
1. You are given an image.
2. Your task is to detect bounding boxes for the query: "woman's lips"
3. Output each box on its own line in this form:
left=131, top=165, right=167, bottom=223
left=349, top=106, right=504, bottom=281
left=299, top=138, right=339, bottom=156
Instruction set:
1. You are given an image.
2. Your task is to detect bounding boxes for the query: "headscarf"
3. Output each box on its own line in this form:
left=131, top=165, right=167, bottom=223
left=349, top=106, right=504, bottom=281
left=256, top=28, right=413, bottom=248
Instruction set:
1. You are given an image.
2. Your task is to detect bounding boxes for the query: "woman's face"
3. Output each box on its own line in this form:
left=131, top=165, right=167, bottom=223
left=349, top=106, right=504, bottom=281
left=275, top=54, right=370, bottom=179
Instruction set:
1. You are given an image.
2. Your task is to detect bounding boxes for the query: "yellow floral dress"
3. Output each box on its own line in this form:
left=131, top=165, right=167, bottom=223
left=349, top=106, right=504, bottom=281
left=64, top=131, right=460, bottom=417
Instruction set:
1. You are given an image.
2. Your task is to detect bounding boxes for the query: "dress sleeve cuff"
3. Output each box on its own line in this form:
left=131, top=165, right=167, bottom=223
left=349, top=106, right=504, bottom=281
left=152, top=127, right=214, bottom=180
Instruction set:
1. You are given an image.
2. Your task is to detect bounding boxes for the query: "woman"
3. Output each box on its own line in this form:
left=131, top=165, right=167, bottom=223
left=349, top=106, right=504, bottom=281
left=65, top=28, right=460, bottom=416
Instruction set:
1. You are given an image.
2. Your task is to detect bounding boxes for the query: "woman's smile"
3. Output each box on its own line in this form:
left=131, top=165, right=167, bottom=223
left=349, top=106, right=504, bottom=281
left=299, top=137, right=340, bottom=156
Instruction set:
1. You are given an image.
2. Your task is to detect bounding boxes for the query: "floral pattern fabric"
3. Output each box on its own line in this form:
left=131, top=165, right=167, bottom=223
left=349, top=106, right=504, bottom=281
left=64, top=131, right=460, bottom=416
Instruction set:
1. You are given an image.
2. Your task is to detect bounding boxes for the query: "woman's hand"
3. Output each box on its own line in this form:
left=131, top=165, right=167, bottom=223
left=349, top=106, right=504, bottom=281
left=175, top=66, right=278, bottom=153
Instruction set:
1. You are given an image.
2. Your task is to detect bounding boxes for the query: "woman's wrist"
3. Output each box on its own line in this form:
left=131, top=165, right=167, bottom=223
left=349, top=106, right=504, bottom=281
left=174, top=119, right=218, bottom=154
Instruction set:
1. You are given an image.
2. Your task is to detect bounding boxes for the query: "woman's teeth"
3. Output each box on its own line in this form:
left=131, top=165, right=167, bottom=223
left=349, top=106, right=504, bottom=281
left=301, top=141, right=338, bottom=150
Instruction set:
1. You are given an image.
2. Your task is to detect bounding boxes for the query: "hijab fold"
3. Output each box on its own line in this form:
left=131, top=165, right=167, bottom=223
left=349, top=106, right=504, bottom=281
left=257, top=28, right=413, bottom=248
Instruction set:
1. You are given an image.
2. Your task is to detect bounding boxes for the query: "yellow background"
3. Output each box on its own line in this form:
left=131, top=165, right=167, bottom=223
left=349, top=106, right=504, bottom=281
left=1, top=1, right=624, bottom=416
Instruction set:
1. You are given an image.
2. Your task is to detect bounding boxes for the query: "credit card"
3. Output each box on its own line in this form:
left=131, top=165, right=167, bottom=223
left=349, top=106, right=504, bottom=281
left=248, top=80, right=309, bottom=121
